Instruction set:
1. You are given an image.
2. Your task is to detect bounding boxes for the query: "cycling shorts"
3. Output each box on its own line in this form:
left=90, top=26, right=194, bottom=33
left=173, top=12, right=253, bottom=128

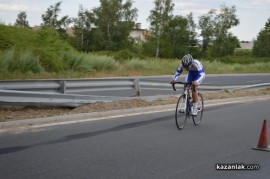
left=185, top=71, right=205, bottom=85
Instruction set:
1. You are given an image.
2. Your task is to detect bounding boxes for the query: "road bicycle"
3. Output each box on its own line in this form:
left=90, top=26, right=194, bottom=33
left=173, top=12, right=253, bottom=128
left=172, top=82, right=204, bottom=130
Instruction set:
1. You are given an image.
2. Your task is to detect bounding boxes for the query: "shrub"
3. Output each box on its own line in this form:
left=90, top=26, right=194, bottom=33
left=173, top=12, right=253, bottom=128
left=35, top=49, right=65, bottom=72
left=0, top=48, right=44, bottom=73
left=0, top=48, right=14, bottom=72
left=127, top=58, right=149, bottom=70
left=84, top=54, right=117, bottom=71
left=12, top=51, right=44, bottom=73
left=114, top=49, right=134, bottom=62
left=59, top=51, right=84, bottom=71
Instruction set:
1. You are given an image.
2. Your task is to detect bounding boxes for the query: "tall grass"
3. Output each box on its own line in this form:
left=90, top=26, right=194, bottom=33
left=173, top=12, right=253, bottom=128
left=0, top=48, right=13, bottom=71
left=0, top=48, right=44, bottom=73
left=83, top=54, right=117, bottom=72
left=202, top=60, right=270, bottom=74
left=127, top=58, right=180, bottom=74
left=1, top=49, right=270, bottom=79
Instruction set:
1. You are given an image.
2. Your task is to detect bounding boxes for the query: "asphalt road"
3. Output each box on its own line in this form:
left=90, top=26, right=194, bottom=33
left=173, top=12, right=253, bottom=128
left=0, top=99, right=270, bottom=179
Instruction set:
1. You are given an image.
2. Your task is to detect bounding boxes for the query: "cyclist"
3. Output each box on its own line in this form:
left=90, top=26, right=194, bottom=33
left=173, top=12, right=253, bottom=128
left=171, top=54, right=205, bottom=116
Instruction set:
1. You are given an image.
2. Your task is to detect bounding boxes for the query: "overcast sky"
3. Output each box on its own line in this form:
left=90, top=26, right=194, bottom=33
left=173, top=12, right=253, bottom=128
left=1, top=0, right=270, bottom=41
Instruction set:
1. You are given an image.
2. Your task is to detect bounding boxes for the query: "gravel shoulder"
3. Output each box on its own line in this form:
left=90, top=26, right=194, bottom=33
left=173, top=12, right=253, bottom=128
left=1, top=88, right=270, bottom=122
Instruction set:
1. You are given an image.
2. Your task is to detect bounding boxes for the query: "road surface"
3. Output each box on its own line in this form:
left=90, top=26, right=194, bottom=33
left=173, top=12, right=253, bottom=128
left=0, top=99, right=269, bottom=178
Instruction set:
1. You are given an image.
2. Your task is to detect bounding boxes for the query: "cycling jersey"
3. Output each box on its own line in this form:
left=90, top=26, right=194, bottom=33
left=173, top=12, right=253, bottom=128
left=173, top=59, right=205, bottom=85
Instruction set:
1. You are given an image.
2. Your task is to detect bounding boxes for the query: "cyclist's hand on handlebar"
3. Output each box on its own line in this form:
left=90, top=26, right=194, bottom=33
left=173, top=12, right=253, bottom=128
left=170, top=80, right=176, bottom=84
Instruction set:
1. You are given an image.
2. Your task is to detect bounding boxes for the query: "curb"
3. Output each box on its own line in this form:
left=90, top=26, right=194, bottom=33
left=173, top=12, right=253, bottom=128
left=1, top=95, right=270, bottom=131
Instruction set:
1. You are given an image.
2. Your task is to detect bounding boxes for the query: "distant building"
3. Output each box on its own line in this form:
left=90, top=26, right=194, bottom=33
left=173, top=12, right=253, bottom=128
left=239, top=42, right=254, bottom=50
left=129, top=23, right=147, bottom=44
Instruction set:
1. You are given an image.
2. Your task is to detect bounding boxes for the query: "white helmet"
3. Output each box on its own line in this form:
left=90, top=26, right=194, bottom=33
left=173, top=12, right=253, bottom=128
left=181, top=54, right=193, bottom=67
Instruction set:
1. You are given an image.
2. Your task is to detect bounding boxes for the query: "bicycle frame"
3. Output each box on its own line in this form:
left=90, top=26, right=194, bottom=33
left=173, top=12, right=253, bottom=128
left=182, top=84, right=192, bottom=117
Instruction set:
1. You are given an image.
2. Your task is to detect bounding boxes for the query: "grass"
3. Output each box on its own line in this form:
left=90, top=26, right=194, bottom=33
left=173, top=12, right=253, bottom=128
left=1, top=56, right=269, bottom=79
left=203, top=60, right=270, bottom=74
left=0, top=25, right=269, bottom=80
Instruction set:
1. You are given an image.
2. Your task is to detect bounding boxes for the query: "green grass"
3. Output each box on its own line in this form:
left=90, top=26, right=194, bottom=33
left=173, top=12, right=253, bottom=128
left=1, top=56, right=269, bottom=79
left=0, top=24, right=269, bottom=80
left=202, top=60, right=270, bottom=74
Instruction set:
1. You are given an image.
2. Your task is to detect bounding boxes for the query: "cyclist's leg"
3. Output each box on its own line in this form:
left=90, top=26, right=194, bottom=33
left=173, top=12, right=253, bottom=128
left=190, top=72, right=205, bottom=115
left=186, top=71, right=197, bottom=102
left=193, top=72, right=205, bottom=105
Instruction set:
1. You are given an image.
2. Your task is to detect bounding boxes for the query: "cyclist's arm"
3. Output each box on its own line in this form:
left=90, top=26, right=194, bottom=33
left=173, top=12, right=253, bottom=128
left=173, top=65, right=183, bottom=81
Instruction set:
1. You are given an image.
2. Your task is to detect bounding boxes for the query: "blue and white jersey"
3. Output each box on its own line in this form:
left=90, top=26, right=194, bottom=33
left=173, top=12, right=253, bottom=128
left=173, top=59, right=205, bottom=84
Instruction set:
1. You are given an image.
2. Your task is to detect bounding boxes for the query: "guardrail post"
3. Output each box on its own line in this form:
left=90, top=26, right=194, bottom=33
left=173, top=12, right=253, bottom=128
left=134, top=78, right=141, bottom=96
left=59, top=80, right=66, bottom=94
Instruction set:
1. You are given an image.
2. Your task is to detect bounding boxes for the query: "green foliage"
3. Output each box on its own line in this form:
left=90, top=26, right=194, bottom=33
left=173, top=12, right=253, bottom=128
left=0, top=25, right=77, bottom=72
left=0, top=48, right=44, bottom=73
left=234, top=49, right=252, bottom=57
left=0, top=25, right=36, bottom=51
left=127, top=58, right=150, bottom=70
left=148, top=0, right=174, bottom=58
left=204, top=55, right=270, bottom=64
left=203, top=60, right=270, bottom=74
left=127, top=58, right=178, bottom=74
left=164, top=15, right=190, bottom=58
left=113, top=49, right=135, bottom=62
left=10, top=51, right=44, bottom=73
left=142, top=39, right=157, bottom=57
left=83, top=54, right=117, bottom=71
left=60, top=51, right=84, bottom=71
left=91, top=0, right=138, bottom=51
left=32, top=27, right=74, bottom=72
left=198, top=5, right=239, bottom=57
left=210, top=34, right=239, bottom=57
left=0, top=48, right=14, bottom=71
left=14, top=11, right=30, bottom=28
left=41, top=1, right=71, bottom=39
left=253, top=18, right=270, bottom=57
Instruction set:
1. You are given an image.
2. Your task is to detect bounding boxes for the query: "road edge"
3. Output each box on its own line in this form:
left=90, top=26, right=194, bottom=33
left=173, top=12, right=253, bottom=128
left=1, top=95, right=270, bottom=131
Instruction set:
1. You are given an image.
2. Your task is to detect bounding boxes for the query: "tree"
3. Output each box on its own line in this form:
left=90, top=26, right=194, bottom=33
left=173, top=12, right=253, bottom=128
left=92, top=0, right=138, bottom=50
left=14, top=11, right=29, bottom=28
left=41, top=1, right=71, bottom=39
left=163, top=15, right=189, bottom=58
left=148, top=0, right=174, bottom=58
left=253, top=18, right=270, bottom=57
left=211, top=5, right=239, bottom=57
left=198, top=4, right=239, bottom=57
left=198, top=9, right=216, bottom=53
left=186, top=13, right=197, bottom=46
left=72, top=5, right=93, bottom=52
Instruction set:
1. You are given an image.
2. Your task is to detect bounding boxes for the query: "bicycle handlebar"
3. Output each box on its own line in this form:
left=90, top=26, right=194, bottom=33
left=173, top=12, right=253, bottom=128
left=171, top=82, right=195, bottom=92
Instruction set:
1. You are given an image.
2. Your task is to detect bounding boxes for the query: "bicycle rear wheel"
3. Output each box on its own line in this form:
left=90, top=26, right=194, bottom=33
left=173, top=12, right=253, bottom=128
left=192, top=93, right=204, bottom=126
left=175, top=94, right=188, bottom=130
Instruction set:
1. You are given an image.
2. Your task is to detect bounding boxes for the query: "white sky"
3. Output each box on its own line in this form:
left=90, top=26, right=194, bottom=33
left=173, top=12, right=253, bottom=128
left=0, top=0, right=270, bottom=41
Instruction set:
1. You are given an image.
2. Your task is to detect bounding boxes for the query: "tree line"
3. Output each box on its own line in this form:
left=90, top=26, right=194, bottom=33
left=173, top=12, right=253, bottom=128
left=11, top=0, right=270, bottom=58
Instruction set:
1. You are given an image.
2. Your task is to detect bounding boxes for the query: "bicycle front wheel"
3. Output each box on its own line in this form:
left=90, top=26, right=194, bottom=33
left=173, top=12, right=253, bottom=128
left=175, top=94, right=188, bottom=130
left=192, top=93, right=204, bottom=126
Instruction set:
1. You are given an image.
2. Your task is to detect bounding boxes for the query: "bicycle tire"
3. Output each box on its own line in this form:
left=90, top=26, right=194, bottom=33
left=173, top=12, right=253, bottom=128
left=175, top=94, right=188, bottom=130
left=192, top=93, right=204, bottom=126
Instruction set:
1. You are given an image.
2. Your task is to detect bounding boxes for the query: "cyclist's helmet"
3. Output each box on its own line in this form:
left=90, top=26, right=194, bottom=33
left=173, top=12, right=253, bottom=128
left=181, top=54, right=193, bottom=68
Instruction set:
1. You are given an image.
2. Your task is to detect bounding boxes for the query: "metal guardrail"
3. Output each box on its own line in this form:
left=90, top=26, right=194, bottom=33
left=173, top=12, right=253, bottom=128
left=0, top=90, right=133, bottom=108
left=0, top=78, right=139, bottom=93
left=0, top=78, right=269, bottom=107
